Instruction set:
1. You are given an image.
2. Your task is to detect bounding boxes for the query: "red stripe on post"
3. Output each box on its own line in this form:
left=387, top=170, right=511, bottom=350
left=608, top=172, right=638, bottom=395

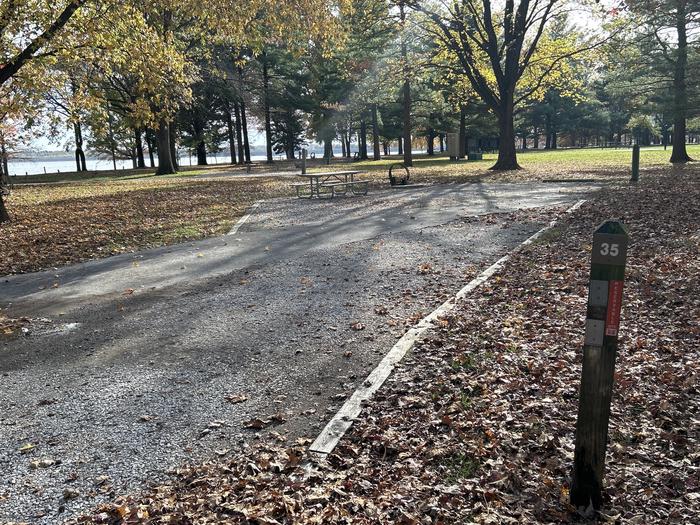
left=605, top=280, right=624, bottom=337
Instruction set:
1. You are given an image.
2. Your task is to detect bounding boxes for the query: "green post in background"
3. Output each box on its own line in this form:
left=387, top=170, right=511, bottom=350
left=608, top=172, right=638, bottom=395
left=631, top=144, right=640, bottom=182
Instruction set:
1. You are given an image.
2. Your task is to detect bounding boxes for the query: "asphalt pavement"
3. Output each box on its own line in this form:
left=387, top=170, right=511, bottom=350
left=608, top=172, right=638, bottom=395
left=0, top=181, right=597, bottom=523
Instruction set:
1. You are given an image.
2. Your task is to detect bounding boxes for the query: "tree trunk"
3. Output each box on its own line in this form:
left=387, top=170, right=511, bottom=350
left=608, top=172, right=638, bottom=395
left=533, top=127, right=539, bottom=149
left=225, top=108, right=237, bottom=164
left=427, top=127, right=435, bottom=156
left=0, top=193, right=9, bottom=223
left=196, top=141, right=207, bottom=165
left=240, top=100, right=251, bottom=163
left=145, top=130, right=155, bottom=167
left=341, top=137, right=347, bottom=158
left=344, top=131, right=351, bottom=158
left=324, top=139, right=333, bottom=163
left=402, top=84, right=412, bottom=166
left=156, top=120, right=176, bottom=175
left=107, top=110, right=117, bottom=171
left=459, top=106, right=467, bottom=158
left=491, top=100, right=520, bottom=170
left=74, top=121, right=87, bottom=172
left=0, top=147, right=9, bottom=222
left=285, top=110, right=295, bottom=160
left=671, top=0, right=692, bottom=163
left=398, top=136, right=403, bottom=155
left=371, top=104, right=381, bottom=160
left=551, top=130, right=558, bottom=150
left=359, top=119, right=368, bottom=160
left=134, top=127, right=146, bottom=168
left=383, top=141, right=389, bottom=156
left=400, top=4, right=412, bottom=167
left=439, top=133, right=445, bottom=153
left=262, top=55, right=273, bottom=164
left=234, top=102, right=245, bottom=165
left=169, top=123, right=179, bottom=169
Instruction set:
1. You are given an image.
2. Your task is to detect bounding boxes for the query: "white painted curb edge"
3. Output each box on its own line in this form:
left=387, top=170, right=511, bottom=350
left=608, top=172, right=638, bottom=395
left=227, top=201, right=262, bottom=236
left=308, top=199, right=587, bottom=455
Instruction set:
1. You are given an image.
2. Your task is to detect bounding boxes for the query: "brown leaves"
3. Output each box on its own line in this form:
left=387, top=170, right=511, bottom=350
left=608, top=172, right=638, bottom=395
left=0, top=308, right=30, bottom=336
left=224, top=393, right=248, bottom=404
left=0, top=177, right=292, bottom=275
left=242, top=418, right=270, bottom=430
left=243, top=413, right=287, bottom=430
left=418, top=262, right=433, bottom=274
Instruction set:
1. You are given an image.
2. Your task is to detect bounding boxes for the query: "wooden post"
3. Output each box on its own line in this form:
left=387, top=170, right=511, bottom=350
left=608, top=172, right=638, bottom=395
left=631, top=144, right=640, bottom=182
left=571, top=220, right=629, bottom=511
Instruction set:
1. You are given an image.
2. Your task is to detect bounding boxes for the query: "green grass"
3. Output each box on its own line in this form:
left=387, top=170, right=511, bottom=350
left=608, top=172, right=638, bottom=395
left=451, top=354, right=478, bottom=372
left=459, top=390, right=473, bottom=410
left=533, top=226, right=565, bottom=245
left=161, top=225, right=206, bottom=243
left=517, top=145, right=698, bottom=167
left=349, top=144, right=700, bottom=171
left=443, top=453, right=480, bottom=482
left=311, top=144, right=700, bottom=184
left=11, top=145, right=699, bottom=186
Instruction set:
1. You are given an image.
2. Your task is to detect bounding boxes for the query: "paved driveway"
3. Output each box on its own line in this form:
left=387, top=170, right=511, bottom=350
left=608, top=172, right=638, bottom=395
left=0, top=182, right=596, bottom=523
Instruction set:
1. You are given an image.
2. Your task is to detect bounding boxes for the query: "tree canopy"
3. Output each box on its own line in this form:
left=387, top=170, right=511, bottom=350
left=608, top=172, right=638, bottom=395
left=1, top=0, right=698, bottom=221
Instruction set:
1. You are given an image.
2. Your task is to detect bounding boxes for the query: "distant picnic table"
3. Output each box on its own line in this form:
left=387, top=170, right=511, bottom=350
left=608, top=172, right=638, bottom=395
left=292, top=171, right=368, bottom=199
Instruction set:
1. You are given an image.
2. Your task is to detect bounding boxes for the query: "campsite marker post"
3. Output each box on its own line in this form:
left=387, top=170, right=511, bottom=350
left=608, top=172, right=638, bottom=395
left=571, top=220, right=629, bottom=511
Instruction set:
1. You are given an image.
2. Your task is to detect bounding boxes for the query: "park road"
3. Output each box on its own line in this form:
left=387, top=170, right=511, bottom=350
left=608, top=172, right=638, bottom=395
left=0, top=182, right=597, bottom=523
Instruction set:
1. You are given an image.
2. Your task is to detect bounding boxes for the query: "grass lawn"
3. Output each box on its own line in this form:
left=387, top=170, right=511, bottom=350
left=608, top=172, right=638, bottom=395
left=1, top=145, right=698, bottom=275
left=343, top=144, right=700, bottom=182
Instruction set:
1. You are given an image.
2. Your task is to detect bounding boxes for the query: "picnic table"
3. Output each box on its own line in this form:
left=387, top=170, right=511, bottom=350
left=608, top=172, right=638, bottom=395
left=293, top=170, right=368, bottom=199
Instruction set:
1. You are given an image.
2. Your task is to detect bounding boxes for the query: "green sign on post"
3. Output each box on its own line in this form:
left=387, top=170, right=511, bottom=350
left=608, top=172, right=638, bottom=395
left=571, top=220, right=629, bottom=511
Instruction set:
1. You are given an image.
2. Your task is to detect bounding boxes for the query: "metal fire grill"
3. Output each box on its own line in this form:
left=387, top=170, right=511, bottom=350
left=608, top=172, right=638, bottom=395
left=388, top=163, right=410, bottom=186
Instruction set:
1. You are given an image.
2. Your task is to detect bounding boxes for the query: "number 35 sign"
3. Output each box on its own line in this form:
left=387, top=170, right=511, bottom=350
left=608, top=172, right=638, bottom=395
left=591, top=232, right=628, bottom=265
left=587, top=221, right=629, bottom=343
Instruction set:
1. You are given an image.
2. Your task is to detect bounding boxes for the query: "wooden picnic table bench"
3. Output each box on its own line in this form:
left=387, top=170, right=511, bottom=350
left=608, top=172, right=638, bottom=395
left=293, top=171, right=368, bottom=199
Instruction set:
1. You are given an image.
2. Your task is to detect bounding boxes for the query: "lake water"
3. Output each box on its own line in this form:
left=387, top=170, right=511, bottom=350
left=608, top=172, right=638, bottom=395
left=7, top=147, right=422, bottom=176
left=7, top=154, right=275, bottom=176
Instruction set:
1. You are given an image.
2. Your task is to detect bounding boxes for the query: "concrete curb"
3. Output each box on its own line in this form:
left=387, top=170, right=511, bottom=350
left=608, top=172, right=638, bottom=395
left=227, top=201, right=263, bottom=236
left=309, top=199, right=587, bottom=456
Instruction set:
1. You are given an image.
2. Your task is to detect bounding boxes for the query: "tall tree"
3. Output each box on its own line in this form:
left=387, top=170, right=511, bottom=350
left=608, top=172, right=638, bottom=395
left=409, top=0, right=597, bottom=170
left=0, top=0, right=90, bottom=222
left=399, top=2, right=413, bottom=166
left=626, top=0, right=700, bottom=163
